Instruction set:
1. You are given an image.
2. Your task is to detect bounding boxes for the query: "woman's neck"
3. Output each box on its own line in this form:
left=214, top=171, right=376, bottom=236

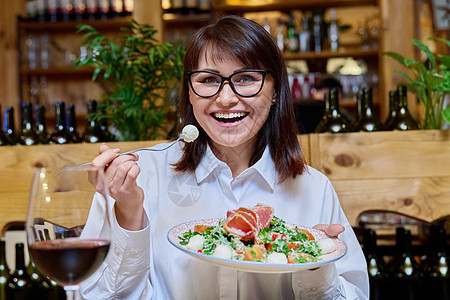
left=210, top=137, right=257, bottom=178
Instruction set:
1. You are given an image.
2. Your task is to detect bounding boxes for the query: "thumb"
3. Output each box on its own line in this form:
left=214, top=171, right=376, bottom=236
left=313, top=224, right=345, bottom=238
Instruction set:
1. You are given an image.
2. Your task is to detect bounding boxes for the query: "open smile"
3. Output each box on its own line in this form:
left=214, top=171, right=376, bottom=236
left=212, top=112, right=249, bottom=124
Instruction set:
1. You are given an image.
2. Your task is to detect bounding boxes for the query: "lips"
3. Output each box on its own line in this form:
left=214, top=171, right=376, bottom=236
left=212, top=112, right=249, bottom=123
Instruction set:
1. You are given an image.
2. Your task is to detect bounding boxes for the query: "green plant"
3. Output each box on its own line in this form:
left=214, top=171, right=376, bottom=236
left=75, top=19, right=186, bottom=141
left=383, top=37, right=450, bottom=129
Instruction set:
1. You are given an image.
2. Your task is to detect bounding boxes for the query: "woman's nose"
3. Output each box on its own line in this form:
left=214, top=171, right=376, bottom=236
left=215, top=82, right=239, bottom=107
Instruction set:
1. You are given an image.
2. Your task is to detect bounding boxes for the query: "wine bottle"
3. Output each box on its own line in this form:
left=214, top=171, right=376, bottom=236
left=353, top=87, right=384, bottom=132
left=299, top=14, right=312, bottom=53
left=46, top=0, right=58, bottom=22
left=315, top=88, right=349, bottom=133
left=423, top=226, right=449, bottom=300
left=292, top=77, right=302, bottom=100
left=184, top=0, right=198, bottom=15
left=312, top=14, right=322, bottom=53
left=286, top=15, right=299, bottom=53
left=66, top=104, right=82, bottom=143
left=85, top=0, right=98, bottom=20
left=349, top=89, right=363, bottom=131
left=35, top=104, right=49, bottom=144
left=363, top=229, right=387, bottom=300
left=109, top=0, right=123, bottom=18
left=82, top=100, right=104, bottom=143
left=58, top=0, right=72, bottom=21
left=17, top=102, right=40, bottom=145
left=198, top=0, right=210, bottom=13
left=0, top=239, right=11, bottom=300
left=389, top=227, right=423, bottom=300
left=0, top=105, right=9, bottom=146
left=384, top=90, right=398, bottom=130
left=49, top=102, right=72, bottom=144
left=328, top=8, right=339, bottom=51
left=275, top=18, right=284, bottom=52
left=36, top=0, right=46, bottom=22
left=122, top=0, right=134, bottom=16
left=98, top=0, right=109, bottom=20
left=3, top=107, right=19, bottom=145
left=26, top=0, right=38, bottom=21
left=5, top=243, right=33, bottom=299
left=73, top=0, right=87, bottom=20
left=389, top=85, right=420, bottom=130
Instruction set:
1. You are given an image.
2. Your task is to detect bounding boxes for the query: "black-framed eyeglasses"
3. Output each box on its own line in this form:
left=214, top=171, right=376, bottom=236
left=187, top=69, right=270, bottom=98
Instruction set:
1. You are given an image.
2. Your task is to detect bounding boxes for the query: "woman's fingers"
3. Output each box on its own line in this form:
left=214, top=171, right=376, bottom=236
left=91, top=144, right=121, bottom=169
left=313, top=224, right=345, bottom=238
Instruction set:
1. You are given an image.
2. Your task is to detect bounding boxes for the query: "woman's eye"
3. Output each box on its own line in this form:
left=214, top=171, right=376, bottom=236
left=201, top=76, right=220, bottom=84
left=234, top=74, right=257, bottom=84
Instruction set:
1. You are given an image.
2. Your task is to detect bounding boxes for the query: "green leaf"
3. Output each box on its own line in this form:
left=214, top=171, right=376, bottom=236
left=412, top=39, right=436, bottom=69
left=442, top=107, right=450, bottom=124
left=383, top=52, right=407, bottom=67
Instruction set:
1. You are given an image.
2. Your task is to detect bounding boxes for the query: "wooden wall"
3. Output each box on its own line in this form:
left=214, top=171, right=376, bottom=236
left=1, top=130, right=450, bottom=233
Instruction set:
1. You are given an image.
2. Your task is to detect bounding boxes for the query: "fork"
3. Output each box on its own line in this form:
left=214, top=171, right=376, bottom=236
left=65, top=125, right=199, bottom=169
left=65, top=138, right=182, bottom=169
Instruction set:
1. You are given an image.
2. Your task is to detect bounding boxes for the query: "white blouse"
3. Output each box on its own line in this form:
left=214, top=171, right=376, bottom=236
left=80, top=142, right=369, bottom=299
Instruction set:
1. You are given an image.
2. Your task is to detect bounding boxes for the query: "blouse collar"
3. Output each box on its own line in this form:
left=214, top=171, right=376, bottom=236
left=195, top=144, right=277, bottom=191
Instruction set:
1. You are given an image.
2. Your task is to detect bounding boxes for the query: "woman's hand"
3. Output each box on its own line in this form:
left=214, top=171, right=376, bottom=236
left=313, top=224, right=345, bottom=238
left=90, top=143, right=145, bottom=231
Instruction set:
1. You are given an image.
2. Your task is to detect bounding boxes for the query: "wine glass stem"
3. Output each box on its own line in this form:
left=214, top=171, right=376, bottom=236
left=64, top=285, right=79, bottom=300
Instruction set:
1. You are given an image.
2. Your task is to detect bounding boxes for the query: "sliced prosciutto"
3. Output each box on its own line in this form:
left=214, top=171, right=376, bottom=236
left=223, top=207, right=258, bottom=241
left=223, top=205, right=274, bottom=241
left=252, top=204, right=274, bottom=229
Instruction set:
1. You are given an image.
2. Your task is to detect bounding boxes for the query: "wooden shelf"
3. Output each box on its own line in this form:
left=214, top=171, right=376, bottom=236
left=18, top=17, right=132, bottom=33
left=283, top=48, right=379, bottom=60
left=21, top=67, right=93, bottom=79
left=212, top=0, right=377, bottom=13
left=163, top=13, right=212, bottom=27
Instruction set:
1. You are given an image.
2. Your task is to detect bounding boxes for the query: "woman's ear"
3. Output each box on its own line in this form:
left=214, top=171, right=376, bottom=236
left=272, top=93, right=277, bottom=104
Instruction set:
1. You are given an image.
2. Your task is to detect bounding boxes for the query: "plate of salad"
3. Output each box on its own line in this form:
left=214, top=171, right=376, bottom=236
left=167, top=214, right=347, bottom=273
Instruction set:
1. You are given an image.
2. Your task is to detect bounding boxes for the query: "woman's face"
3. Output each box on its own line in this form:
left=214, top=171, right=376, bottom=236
left=189, top=50, right=275, bottom=149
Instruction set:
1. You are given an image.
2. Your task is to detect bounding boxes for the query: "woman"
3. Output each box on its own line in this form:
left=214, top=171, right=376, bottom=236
left=81, top=15, right=369, bottom=299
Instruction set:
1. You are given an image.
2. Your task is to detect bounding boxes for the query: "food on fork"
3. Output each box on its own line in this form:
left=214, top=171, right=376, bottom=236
left=182, top=125, right=199, bottom=143
left=179, top=204, right=337, bottom=264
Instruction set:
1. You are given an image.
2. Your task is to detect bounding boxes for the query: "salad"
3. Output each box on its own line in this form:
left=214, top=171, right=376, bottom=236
left=178, top=206, right=329, bottom=264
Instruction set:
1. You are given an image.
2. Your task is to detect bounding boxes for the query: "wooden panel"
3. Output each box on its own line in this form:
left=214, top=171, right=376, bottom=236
left=308, top=130, right=450, bottom=227
left=310, top=130, right=450, bottom=180
left=333, top=176, right=450, bottom=226
left=298, top=134, right=310, bottom=165
left=0, top=140, right=164, bottom=232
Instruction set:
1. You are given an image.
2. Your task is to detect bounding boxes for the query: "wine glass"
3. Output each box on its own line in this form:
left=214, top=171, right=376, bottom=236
left=26, top=166, right=111, bottom=300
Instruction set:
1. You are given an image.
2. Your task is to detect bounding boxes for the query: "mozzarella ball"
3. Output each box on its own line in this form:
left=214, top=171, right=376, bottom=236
left=182, top=125, right=199, bottom=143
left=186, top=235, right=205, bottom=251
left=318, top=238, right=337, bottom=254
left=266, top=252, right=288, bottom=264
left=213, top=245, right=233, bottom=259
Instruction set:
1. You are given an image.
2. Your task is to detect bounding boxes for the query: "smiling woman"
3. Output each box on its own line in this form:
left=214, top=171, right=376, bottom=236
left=79, top=15, right=369, bottom=300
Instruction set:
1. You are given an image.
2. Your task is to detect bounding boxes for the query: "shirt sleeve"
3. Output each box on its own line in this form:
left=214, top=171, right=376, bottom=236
left=80, top=193, right=152, bottom=299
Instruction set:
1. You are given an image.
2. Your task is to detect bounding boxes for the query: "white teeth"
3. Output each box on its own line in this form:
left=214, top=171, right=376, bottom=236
left=214, top=112, right=247, bottom=119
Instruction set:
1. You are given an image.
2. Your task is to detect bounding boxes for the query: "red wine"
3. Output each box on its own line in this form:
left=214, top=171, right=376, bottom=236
left=29, top=239, right=110, bottom=286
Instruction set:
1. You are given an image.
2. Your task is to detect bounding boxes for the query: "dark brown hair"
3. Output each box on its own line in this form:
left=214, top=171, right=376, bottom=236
left=173, top=15, right=305, bottom=182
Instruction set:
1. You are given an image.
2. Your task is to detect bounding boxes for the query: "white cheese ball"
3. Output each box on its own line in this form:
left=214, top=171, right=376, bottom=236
left=318, top=238, right=337, bottom=254
left=266, top=252, right=288, bottom=264
left=186, top=235, right=205, bottom=252
left=182, top=125, right=199, bottom=143
left=213, top=245, right=233, bottom=259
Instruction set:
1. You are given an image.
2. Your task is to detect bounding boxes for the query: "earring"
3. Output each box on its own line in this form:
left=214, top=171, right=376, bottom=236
left=271, top=97, right=277, bottom=104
